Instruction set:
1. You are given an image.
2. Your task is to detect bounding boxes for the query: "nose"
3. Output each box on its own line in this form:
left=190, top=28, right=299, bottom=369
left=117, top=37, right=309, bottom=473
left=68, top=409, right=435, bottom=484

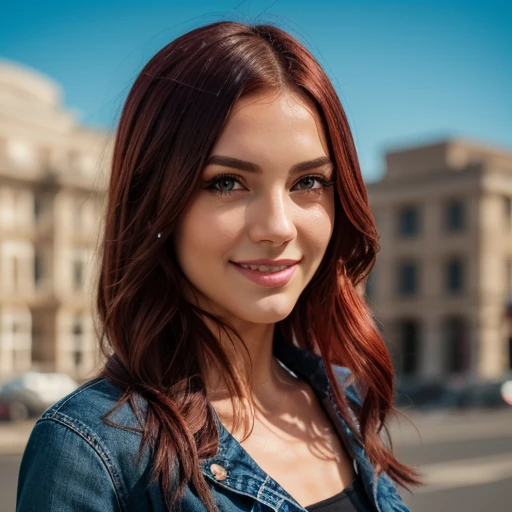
left=247, top=188, right=297, bottom=246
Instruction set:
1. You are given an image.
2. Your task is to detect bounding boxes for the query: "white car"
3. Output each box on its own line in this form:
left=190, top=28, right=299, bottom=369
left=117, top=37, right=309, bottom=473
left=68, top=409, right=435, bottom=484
left=501, top=380, right=512, bottom=406
left=0, top=371, right=79, bottom=421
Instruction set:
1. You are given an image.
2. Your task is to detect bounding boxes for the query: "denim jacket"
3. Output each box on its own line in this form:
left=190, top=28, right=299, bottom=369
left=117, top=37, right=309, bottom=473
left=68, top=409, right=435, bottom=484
left=17, top=341, right=410, bottom=512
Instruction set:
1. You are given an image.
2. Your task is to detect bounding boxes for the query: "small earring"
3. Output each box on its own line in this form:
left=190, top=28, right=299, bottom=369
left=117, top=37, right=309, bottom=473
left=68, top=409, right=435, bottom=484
left=157, top=232, right=162, bottom=239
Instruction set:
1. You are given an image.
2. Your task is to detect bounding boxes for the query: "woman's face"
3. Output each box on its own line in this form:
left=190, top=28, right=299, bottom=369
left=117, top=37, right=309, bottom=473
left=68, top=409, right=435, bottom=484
left=173, top=88, right=335, bottom=327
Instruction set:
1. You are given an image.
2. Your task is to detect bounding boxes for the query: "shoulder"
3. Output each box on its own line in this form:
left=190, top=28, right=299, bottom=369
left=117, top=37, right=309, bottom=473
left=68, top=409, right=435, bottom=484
left=17, top=378, right=151, bottom=512
left=42, top=377, right=144, bottom=433
left=39, top=377, right=147, bottom=466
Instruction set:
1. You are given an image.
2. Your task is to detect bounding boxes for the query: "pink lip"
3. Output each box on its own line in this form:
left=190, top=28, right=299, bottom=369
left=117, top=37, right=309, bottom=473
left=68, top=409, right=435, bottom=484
left=230, top=261, right=298, bottom=287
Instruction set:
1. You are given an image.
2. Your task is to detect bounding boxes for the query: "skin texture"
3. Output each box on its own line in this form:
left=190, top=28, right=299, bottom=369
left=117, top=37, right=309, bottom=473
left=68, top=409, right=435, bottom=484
left=173, top=88, right=355, bottom=507
left=173, top=87, right=335, bottom=387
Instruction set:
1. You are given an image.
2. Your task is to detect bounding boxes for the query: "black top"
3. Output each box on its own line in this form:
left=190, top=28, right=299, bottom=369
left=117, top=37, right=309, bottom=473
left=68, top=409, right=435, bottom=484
left=305, top=472, right=375, bottom=512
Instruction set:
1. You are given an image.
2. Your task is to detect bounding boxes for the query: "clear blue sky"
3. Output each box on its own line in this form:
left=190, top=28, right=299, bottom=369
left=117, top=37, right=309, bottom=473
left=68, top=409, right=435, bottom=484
left=1, top=0, right=511, bottom=181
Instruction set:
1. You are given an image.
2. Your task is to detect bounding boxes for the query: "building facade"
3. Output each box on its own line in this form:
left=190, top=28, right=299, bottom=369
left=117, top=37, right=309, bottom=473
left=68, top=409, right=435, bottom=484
left=366, top=139, right=512, bottom=382
left=2, top=60, right=512, bottom=386
left=0, top=60, right=110, bottom=382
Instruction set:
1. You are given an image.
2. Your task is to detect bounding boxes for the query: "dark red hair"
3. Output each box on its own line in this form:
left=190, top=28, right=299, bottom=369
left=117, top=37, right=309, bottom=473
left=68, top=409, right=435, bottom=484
left=96, top=20, right=420, bottom=512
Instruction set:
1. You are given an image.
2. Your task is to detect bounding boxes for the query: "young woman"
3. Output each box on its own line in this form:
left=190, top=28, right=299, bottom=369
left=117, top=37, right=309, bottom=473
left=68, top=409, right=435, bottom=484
left=17, top=21, right=420, bottom=512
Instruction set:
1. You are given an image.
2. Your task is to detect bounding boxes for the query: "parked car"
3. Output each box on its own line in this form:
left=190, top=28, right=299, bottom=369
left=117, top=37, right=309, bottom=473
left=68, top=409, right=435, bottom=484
left=394, top=379, right=460, bottom=410
left=395, top=376, right=512, bottom=411
left=501, top=379, right=512, bottom=406
left=0, top=372, right=78, bottom=421
left=456, top=379, right=511, bottom=409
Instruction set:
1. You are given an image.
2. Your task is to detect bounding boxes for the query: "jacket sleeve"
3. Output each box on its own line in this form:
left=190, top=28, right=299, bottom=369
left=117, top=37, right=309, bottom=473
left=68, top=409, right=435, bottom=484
left=17, top=419, right=122, bottom=511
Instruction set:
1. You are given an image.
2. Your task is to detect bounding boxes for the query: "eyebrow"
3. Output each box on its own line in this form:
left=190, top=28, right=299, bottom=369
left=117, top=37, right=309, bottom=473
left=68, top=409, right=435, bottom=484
left=205, top=155, right=333, bottom=174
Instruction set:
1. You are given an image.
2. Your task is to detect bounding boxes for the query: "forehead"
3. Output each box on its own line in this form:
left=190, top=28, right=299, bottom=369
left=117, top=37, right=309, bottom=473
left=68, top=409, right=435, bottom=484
left=213, top=88, right=330, bottom=157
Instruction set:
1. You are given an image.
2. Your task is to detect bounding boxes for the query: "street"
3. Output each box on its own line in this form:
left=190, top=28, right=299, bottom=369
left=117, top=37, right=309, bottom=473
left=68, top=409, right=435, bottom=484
left=1, top=408, right=511, bottom=511
left=392, top=408, right=512, bottom=511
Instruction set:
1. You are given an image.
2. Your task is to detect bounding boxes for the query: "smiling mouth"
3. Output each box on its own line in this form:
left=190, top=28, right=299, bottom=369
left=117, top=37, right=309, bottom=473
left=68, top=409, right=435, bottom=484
left=232, top=262, right=292, bottom=273
left=229, top=261, right=299, bottom=288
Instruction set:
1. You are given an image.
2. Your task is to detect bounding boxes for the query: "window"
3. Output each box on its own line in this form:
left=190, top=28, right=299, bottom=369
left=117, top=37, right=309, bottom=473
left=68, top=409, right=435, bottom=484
left=72, top=318, right=84, bottom=367
left=398, top=206, right=420, bottom=237
left=72, top=320, right=83, bottom=336
left=73, top=258, right=84, bottom=291
left=395, top=319, right=420, bottom=376
left=31, top=322, right=44, bottom=363
left=33, top=195, right=48, bottom=223
left=442, top=316, right=470, bottom=374
left=397, top=262, right=419, bottom=296
left=444, top=199, right=465, bottom=232
left=5, top=241, right=32, bottom=292
left=34, top=251, right=44, bottom=286
left=33, top=196, right=41, bottom=221
left=445, top=257, right=464, bottom=294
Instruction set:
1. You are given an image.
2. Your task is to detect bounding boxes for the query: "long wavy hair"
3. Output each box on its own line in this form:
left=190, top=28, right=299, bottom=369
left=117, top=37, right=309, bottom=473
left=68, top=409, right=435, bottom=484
left=96, top=20, right=420, bottom=512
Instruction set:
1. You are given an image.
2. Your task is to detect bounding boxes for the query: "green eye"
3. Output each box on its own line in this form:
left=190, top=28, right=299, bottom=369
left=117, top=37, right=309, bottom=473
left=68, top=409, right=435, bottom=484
left=293, top=175, right=334, bottom=192
left=204, top=173, right=244, bottom=196
left=203, top=173, right=334, bottom=197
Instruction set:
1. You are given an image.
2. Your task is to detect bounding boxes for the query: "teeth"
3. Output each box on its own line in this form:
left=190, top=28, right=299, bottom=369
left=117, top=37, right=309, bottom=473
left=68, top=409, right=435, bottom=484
left=239, top=264, right=289, bottom=272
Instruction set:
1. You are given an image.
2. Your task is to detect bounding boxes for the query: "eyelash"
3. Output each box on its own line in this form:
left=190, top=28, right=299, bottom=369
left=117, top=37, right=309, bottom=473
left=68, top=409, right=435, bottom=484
left=203, top=173, right=335, bottom=197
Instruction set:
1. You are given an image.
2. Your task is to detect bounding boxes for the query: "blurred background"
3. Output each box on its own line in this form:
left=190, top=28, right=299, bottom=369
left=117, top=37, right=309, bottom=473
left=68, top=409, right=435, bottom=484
left=0, top=1, right=511, bottom=511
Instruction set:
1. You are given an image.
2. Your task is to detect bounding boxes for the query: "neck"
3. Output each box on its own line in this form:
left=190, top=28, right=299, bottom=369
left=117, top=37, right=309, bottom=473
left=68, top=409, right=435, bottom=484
left=204, top=320, right=276, bottom=394
left=180, top=279, right=286, bottom=396
left=204, top=318, right=301, bottom=436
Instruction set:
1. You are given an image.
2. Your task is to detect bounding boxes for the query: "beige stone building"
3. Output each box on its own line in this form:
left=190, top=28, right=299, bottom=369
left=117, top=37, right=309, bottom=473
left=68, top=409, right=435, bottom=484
left=366, top=139, right=512, bottom=382
left=0, top=60, right=110, bottom=382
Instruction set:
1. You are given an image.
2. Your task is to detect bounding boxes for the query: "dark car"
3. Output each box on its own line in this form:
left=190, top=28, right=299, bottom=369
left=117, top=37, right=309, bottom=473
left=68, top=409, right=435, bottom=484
left=394, top=379, right=461, bottom=410
left=395, top=376, right=512, bottom=411
left=457, top=380, right=511, bottom=409
left=0, top=372, right=78, bottom=421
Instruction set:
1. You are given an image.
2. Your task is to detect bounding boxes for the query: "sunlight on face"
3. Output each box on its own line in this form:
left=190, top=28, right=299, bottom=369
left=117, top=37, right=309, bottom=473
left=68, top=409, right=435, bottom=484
left=173, top=88, right=335, bottom=328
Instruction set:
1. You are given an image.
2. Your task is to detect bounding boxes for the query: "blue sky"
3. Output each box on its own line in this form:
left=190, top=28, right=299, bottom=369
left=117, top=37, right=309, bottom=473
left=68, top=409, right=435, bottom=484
left=1, top=0, right=511, bottom=181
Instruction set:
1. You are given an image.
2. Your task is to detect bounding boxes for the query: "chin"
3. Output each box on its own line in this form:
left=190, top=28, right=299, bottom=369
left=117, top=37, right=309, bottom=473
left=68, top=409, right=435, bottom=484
left=237, top=300, right=296, bottom=324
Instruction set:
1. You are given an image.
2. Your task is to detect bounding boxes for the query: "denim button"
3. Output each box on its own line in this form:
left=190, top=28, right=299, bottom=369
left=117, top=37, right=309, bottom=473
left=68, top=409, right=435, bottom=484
left=210, top=463, right=227, bottom=481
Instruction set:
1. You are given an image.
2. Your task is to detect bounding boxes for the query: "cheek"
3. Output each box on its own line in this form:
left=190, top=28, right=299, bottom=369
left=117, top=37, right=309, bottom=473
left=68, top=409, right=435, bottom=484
left=303, top=201, right=335, bottom=252
left=175, top=205, right=242, bottom=263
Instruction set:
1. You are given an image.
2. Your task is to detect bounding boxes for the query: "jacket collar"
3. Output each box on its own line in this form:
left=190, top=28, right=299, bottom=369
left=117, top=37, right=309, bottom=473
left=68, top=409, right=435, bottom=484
left=199, top=336, right=368, bottom=511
